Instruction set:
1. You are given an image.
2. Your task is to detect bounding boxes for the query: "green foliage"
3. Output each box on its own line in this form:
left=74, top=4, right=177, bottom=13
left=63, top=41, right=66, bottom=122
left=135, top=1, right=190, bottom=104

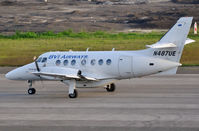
left=0, top=30, right=198, bottom=66
left=0, top=30, right=164, bottom=39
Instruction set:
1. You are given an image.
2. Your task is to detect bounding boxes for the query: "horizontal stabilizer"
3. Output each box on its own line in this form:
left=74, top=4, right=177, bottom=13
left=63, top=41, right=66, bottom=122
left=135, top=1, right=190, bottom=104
left=146, top=42, right=177, bottom=49
left=185, top=38, right=195, bottom=45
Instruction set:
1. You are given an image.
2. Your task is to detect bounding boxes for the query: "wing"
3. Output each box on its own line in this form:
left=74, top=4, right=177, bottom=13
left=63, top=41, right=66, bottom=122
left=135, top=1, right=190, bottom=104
left=31, top=67, right=97, bottom=81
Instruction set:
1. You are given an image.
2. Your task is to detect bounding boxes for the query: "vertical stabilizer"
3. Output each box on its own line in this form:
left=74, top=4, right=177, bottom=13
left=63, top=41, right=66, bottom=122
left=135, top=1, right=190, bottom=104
left=141, top=17, right=193, bottom=75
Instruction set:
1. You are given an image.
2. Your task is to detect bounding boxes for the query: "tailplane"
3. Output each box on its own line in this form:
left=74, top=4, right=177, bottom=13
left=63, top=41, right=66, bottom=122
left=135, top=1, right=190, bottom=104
left=141, top=17, right=194, bottom=75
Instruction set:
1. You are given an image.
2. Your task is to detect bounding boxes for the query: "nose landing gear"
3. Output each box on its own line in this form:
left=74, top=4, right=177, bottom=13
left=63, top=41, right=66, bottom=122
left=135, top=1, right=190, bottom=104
left=28, top=88, right=36, bottom=95
left=27, top=80, right=36, bottom=95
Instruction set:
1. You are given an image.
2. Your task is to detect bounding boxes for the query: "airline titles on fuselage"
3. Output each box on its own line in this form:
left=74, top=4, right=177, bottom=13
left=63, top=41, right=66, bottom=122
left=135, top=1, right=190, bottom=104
left=48, top=55, right=88, bottom=59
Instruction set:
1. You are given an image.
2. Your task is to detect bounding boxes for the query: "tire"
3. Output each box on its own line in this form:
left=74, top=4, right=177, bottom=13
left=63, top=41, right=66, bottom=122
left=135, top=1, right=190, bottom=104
left=28, top=88, right=36, bottom=95
left=69, top=89, right=78, bottom=98
left=106, top=83, right=115, bottom=92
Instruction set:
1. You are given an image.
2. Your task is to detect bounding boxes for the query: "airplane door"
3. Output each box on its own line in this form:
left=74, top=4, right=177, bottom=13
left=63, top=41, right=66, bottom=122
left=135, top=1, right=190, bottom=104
left=118, top=56, right=133, bottom=77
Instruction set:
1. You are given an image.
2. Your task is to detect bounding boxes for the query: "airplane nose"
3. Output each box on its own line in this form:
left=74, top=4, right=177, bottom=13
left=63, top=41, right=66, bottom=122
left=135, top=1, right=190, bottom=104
left=5, top=63, right=38, bottom=80
left=5, top=68, right=21, bottom=80
left=5, top=70, right=16, bottom=80
left=5, top=72, right=10, bottom=79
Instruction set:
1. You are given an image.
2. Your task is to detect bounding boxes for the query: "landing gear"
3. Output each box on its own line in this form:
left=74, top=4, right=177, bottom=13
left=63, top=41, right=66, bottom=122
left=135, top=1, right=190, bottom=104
left=28, top=88, right=36, bottom=95
left=106, top=83, right=115, bottom=92
left=69, top=89, right=78, bottom=98
left=62, top=79, right=78, bottom=98
left=27, top=80, right=36, bottom=95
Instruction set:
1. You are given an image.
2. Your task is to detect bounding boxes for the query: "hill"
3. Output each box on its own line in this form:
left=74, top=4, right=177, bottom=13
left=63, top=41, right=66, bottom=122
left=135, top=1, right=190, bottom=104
left=0, top=0, right=199, bottom=33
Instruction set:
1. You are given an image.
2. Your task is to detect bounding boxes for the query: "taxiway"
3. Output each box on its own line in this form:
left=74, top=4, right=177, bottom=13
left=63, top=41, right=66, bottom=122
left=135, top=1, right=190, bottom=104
left=0, top=74, right=199, bottom=131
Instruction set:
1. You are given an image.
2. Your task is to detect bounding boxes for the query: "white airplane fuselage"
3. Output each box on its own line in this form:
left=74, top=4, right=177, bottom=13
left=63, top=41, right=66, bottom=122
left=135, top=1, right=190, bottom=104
left=5, top=17, right=194, bottom=98
left=6, top=50, right=180, bottom=86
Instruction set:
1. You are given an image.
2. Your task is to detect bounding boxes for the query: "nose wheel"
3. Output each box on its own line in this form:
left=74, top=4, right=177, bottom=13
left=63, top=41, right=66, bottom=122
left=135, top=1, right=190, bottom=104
left=28, top=88, right=36, bottom=95
left=27, top=80, right=36, bottom=95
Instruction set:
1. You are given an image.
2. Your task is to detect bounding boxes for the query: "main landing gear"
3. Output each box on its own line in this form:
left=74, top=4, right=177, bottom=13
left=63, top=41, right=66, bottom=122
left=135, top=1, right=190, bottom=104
left=62, top=79, right=78, bottom=98
left=63, top=81, right=116, bottom=98
left=106, top=83, right=116, bottom=92
left=69, top=89, right=78, bottom=98
left=27, top=80, right=36, bottom=95
left=26, top=79, right=116, bottom=98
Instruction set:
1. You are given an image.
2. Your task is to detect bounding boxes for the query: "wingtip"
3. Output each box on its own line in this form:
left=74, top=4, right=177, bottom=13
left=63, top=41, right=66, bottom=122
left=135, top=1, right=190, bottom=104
left=178, top=17, right=193, bottom=22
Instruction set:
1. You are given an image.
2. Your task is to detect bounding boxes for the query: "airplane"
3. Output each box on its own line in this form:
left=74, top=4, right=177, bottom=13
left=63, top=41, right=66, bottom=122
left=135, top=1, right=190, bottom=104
left=5, top=17, right=195, bottom=98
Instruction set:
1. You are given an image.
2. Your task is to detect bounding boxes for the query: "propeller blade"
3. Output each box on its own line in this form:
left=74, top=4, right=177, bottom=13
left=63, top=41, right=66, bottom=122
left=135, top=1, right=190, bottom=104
left=33, top=56, right=45, bottom=90
left=35, top=61, right=40, bottom=72
left=33, top=56, right=40, bottom=72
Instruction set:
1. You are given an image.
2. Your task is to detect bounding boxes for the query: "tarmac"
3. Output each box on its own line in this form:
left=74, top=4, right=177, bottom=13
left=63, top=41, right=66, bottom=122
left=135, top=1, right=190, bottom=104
left=0, top=68, right=199, bottom=131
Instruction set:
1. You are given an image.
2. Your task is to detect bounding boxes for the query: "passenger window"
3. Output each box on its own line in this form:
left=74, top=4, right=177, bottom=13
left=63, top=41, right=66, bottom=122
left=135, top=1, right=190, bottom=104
left=63, top=60, right=69, bottom=66
left=106, top=59, right=112, bottom=65
left=81, top=59, right=86, bottom=65
left=90, top=59, right=96, bottom=66
left=56, top=60, right=61, bottom=66
left=98, top=59, right=103, bottom=65
left=36, top=57, right=42, bottom=62
left=71, top=59, right=76, bottom=66
left=41, top=57, right=47, bottom=63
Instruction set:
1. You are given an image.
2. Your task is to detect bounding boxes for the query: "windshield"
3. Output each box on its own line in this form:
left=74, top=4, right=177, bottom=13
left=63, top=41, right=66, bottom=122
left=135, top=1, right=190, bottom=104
left=41, top=57, right=47, bottom=63
left=36, top=57, right=42, bottom=62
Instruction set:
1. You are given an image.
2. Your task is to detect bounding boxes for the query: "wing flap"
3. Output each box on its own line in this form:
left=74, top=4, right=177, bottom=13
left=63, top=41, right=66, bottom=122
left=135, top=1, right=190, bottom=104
left=32, top=72, right=80, bottom=79
left=30, top=67, right=98, bottom=81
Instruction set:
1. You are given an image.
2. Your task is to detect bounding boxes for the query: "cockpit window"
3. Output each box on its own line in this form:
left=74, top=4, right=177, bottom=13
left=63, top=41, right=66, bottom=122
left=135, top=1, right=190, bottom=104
left=36, top=57, right=42, bottom=62
left=41, top=57, right=47, bottom=63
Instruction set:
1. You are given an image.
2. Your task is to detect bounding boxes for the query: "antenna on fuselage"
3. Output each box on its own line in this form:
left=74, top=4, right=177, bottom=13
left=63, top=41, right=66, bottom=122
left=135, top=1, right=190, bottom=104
left=112, top=48, right=115, bottom=51
left=86, top=48, right=89, bottom=52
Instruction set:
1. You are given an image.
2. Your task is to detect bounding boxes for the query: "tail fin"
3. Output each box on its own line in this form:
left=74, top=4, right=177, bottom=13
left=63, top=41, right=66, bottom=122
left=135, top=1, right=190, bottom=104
left=142, top=17, right=194, bottom=74
left=159, top=17, right=193, bottom=48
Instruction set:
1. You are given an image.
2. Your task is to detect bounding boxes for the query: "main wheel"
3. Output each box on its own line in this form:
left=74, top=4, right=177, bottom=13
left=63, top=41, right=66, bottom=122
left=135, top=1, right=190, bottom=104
left=69, top=89, right=78, bottom=98
left=106, top=83, right=115, bottom=92
left=28, top=88, right=36, bottom=95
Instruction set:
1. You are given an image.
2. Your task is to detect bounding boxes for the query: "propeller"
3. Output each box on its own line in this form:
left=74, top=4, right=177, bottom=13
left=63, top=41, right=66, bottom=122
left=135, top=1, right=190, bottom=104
left=33, top=56, right=44, bottom=89
left=33, top=56, right=40, bottom=72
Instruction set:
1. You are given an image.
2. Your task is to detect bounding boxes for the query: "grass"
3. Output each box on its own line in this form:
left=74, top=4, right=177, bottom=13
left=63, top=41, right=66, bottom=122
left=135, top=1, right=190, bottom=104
left=0, top=30, right=198, bottom=66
